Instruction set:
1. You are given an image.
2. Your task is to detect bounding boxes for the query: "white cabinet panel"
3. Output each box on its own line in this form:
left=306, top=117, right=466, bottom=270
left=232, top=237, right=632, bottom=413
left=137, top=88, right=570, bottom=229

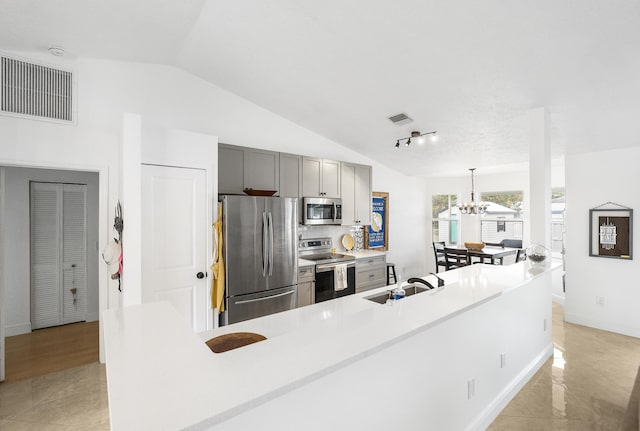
left=279, top=153, right=302, bottom=198
left=218, top=144, right=245, bottom=195
left=244, top=148, right=280, bottom=193
left=219, top=145, right=280, bottom=195
left=302, top=157, right=341, bottom=198
left=341, top=163, right=372, bottom=225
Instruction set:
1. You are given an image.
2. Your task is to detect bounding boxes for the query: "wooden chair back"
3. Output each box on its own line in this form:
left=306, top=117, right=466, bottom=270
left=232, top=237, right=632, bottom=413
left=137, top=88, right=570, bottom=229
left=433, top=241, right=447, bottom=273
left=443, top=247, right=469, bottom=270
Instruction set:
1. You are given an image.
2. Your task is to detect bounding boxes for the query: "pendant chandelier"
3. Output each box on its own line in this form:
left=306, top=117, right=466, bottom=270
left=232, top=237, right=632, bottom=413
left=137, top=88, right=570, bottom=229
left=459, top=168, right=488, bottom=215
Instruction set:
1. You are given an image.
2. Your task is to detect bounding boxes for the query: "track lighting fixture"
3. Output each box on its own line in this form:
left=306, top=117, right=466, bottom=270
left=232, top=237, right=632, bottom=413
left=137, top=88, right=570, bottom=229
left=393, top=130, right=437, bottom=148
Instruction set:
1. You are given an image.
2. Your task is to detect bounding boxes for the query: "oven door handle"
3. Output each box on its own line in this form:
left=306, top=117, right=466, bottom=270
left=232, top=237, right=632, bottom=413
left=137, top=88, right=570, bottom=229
left=316, top=262, right=356, bottom=273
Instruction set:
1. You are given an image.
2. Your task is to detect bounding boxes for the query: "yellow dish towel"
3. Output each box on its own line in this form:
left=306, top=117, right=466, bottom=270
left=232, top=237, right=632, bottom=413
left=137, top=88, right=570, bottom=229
left=211, top=203, right=225, bottom=311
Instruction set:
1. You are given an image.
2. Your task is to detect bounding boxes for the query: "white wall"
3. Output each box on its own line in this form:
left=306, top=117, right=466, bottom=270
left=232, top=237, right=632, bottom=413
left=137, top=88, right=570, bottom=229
left=564, top=147, right=640, bottom=337
left=1, top=167, right=99, bottom=335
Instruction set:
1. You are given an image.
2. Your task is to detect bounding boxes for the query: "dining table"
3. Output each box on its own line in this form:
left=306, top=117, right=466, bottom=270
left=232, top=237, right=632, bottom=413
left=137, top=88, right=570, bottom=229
left=455, top=245, right=520, bottom=265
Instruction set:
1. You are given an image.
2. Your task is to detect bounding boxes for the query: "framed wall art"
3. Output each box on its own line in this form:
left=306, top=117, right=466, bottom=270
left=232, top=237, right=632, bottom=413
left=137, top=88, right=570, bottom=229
left=589, top=203, right=633, bottom=259
left=366, top=191, right=388, bottom=250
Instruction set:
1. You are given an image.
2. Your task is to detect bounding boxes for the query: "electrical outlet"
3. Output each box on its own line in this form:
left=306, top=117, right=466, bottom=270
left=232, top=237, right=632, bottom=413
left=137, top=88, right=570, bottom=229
left=596, top=296, right=605, bottom=306
left=467, top=379, right=475, bottom=399
left=500, top=353, right=506, bottom=368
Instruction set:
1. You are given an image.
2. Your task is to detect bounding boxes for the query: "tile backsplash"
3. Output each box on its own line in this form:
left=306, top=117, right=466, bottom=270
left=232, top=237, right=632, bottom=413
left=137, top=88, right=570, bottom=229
left=298, top=224, right=366, bottom=252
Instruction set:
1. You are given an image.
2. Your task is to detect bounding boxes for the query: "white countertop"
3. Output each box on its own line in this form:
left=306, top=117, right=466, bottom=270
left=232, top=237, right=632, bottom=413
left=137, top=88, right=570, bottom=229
left=103, top=261, right=560, bottom=430
left=298, top=258, right=315, bottom=267
left=343, top=249, right=387, bottom=258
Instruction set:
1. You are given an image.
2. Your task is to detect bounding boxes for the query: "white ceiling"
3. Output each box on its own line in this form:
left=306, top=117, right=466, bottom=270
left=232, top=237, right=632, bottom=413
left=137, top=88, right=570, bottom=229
left=2, top=0, right=640, bottom=176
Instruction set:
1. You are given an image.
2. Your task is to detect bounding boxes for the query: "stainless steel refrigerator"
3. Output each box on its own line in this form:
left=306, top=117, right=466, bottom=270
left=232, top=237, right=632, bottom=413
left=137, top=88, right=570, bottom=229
left=221, top=195, right=298, bottom=325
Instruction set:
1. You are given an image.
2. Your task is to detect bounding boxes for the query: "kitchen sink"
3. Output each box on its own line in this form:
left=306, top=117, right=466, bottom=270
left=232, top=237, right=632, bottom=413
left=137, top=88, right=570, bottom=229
left=365, top=284, right=430, bottom=304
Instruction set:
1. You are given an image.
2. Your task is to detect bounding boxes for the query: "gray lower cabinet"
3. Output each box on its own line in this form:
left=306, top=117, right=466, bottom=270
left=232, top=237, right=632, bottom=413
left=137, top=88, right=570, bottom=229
left=356, top=255, right=386, bottom=293
left=297, top=265, right=315, bottom=307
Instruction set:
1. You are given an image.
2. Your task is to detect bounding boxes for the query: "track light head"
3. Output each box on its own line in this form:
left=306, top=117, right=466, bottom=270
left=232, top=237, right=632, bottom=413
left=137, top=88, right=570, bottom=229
left=393, top=130, right=438, bottom=149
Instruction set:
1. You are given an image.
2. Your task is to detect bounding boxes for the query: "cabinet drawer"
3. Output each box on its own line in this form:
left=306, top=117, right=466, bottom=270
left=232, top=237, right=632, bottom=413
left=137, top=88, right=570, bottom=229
left=356, top=255, right=386, bottom=270
left=356, top=276, right=387, bottom=293
left=298, top=266, right=315, bottom=282
left=356, top=267, right=385, bottom=286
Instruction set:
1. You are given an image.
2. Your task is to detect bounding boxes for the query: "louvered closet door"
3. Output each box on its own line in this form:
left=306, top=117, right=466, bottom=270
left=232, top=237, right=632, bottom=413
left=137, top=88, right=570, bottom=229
left=31, top=183, right=62, bottom=329
left=61, top=184, right=87, bottom=324
left=30, top=182, right=87, bottom=329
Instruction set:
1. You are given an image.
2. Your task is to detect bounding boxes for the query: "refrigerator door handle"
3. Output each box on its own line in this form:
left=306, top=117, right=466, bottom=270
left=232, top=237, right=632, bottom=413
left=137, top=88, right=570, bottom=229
left=234, top=288, right=295, bottom=305
left=268, top=212, right=274, bottom=276
left=262, top=212, right=268, bottom=277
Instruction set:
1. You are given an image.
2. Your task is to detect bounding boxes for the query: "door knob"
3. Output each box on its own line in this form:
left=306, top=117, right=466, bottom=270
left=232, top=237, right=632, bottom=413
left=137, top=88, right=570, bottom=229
left=196, top=272, right=205, bottom=279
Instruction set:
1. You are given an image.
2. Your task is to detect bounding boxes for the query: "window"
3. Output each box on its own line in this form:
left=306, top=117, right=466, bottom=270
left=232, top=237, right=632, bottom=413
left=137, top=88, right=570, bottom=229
left=432, top=194, right=458, bottom=244
left=480, top=190, right=524, bottom=244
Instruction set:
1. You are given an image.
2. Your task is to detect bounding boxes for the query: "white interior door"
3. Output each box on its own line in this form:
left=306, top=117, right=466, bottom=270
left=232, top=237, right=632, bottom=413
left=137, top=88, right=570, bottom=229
left=141, top=165, right=207, bottom=332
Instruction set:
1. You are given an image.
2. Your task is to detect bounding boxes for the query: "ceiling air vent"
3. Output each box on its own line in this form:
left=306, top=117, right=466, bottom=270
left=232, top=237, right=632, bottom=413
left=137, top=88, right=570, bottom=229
left=388, top=113, right=413, bottom=126
left=1, top=55, right=74, bottom=123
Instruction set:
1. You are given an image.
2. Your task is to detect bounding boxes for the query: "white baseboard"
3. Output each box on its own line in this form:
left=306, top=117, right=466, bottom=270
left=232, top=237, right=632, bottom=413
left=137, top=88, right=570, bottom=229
left=564, top=312, right=640, bottom=338
left=86, top=312, right=99, bottom=322
left=5, top=323, right=31, bottom=336
left=469, top=342, right=554, bottom=431
left=552, top=293, right=565, bottom=306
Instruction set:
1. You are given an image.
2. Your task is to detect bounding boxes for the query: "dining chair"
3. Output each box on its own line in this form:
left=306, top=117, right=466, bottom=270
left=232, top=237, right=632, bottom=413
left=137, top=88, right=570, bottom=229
left=500, top=239, right=523, bottom=249
left=443, top=247, right=469, bottom=271
left=432, top=241, right=447, bottom=273
left=484, top=242, right=504, bottom=248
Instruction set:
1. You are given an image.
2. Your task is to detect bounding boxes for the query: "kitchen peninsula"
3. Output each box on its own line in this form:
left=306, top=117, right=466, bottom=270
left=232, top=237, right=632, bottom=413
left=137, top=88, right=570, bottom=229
left=103, top=261, right=560, bottom=430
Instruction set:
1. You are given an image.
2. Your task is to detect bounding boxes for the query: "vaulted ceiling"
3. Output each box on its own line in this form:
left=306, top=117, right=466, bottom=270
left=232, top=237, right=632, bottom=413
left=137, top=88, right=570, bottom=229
left=2, top=0, right=640, bottom=176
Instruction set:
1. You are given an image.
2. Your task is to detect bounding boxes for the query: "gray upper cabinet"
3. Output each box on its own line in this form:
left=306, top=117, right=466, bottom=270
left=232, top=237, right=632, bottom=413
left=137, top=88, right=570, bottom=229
left=302, top=157, right=341, bottom=198
left=279, top=153, right=303, bottom=198
left=218, top=144, right=245, bottom=195
left=244, top=148, right=279, bottom=193
left=219, top=144, right=369, bottom=204
left=218, top=144, right=279, bottom=195
left=341, top=163, right=372, bottom=225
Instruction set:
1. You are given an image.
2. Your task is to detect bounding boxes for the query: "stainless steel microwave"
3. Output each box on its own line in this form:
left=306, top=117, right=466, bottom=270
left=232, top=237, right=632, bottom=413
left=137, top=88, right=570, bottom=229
left=303, top=197, right=342, bottom=225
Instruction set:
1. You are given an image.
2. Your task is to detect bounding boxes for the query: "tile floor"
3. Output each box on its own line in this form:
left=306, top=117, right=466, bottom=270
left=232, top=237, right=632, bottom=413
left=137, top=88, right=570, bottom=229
left=1, top=303, right=639, bottom=430
left=0, top=361, right=109, bottom=430
left=490, top=303, right=640, bottom=430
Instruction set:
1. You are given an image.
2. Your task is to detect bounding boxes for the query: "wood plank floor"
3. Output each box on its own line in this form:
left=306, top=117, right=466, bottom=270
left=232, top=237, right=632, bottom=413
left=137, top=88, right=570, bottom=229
left=4, top=321, right=99, bottom=383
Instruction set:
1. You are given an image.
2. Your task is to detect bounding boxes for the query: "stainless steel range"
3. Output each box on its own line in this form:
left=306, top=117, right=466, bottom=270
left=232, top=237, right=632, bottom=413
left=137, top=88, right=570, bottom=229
left=299, top=237, right=356, bottom=303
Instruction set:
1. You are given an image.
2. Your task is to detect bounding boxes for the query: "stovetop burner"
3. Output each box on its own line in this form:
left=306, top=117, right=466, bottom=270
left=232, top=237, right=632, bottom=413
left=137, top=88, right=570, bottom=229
left=301, top=253, right=355, bottom=265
